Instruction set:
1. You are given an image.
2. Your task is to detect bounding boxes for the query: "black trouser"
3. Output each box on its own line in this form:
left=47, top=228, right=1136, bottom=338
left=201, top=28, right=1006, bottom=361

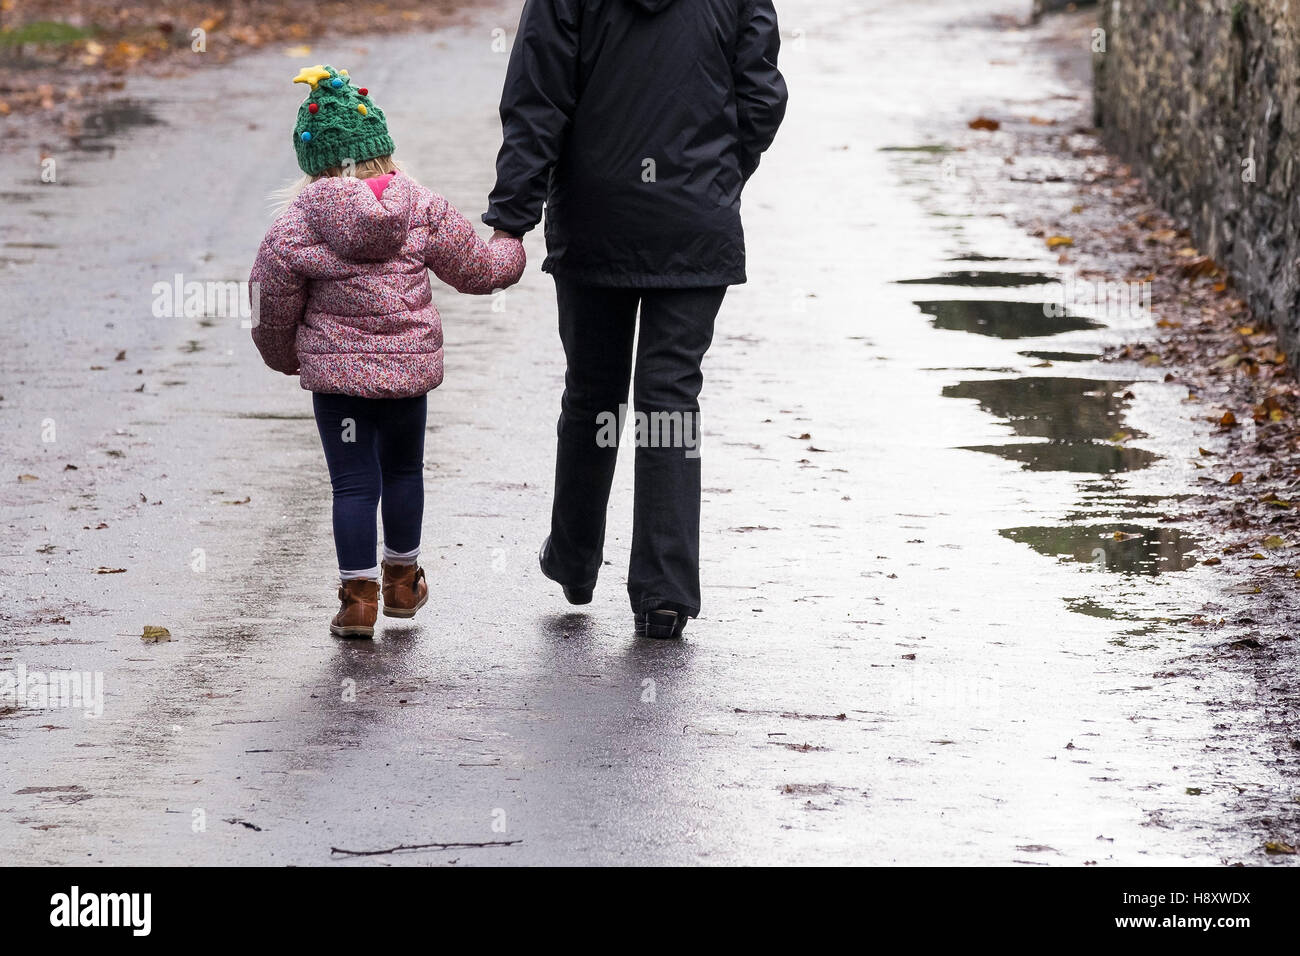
left=546, top=277, right=727, bottom=618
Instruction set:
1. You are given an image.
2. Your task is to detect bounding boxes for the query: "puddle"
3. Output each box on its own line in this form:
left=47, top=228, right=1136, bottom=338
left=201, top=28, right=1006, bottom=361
left=1000, top=525, right=1201, bottom=575
left=1063, top=597, right=1192, bottom=635
left=1062, top=597, right=1151, bottom=621
left=1018, top=350, right=1100, bottom=363
left=922, top=366, right=1021, bottom=373
left=962, top=441, right=1157, bottom=473
left=942, top=377, right=1144, bottom=442
left=915, top=299, right=1102, bottom=339
left=70, top=100, right=163, bottom=153
left=897, top=271, right=1054, bottom=288
left=1064, top=493, right=1189, bottom=522
left=878, top=144, right=956, bottom=154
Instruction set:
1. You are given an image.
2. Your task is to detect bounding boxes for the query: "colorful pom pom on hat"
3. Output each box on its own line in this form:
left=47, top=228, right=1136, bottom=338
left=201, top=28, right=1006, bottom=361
left=291, top=65, right=394, bottom=175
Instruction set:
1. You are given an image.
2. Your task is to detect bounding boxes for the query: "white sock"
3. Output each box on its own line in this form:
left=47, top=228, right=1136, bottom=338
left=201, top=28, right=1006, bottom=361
left=339, top=565, right=380, bottom=581
left=383, top=544, right=420, bottom=566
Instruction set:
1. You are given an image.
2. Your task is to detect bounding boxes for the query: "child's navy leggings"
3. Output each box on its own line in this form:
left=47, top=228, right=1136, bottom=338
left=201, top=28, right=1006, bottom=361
left=312, top=391, right=426, bottom=578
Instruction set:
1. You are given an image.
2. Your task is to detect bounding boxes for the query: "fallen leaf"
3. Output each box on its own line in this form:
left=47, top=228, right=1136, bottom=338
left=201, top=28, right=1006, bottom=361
left=93, top=567, right=126, bottom=574
left=1045, top=235, right=1074, bottom=249
left=1179, top=255, right=1219, bottom=278
left=141, top=626, right=172, bottom=643
left=1229, top=471, right=1244, bottom=485
left=1264, top=841, right=1297, bottom=855
left=968, top=116, right=1000, bottom=131
left=17, top=474, right=38, bottom=482
left=1263, top=535, right=1286, bottom=549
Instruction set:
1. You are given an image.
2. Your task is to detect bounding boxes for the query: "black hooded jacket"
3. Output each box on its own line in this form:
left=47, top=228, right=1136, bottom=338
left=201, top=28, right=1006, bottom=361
left=483, top=0, right=788, bottom=288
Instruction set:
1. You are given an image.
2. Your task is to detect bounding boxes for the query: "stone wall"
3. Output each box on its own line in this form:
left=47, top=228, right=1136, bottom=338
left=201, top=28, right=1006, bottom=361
left=1093, top=0, right=1300, bottom=361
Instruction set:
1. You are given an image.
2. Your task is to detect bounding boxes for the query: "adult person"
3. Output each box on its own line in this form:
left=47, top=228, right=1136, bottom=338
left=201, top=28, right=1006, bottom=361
left=484, top=0, right=788, bottom=638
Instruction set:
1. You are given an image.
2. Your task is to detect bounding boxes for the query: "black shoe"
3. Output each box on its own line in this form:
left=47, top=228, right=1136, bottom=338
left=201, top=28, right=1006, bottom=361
left=538, top=537, right=595, bottom=605
left=634, top=608, right=688, bottom=639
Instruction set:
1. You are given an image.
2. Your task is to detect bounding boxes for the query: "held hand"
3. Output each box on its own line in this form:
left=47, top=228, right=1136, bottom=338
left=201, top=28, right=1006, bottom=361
left=491, top=229, right=521, bottom=242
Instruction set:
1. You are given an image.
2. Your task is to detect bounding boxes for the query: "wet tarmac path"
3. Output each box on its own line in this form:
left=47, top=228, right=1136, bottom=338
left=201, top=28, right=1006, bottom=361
left=0, top=1, right=1289, bottom=864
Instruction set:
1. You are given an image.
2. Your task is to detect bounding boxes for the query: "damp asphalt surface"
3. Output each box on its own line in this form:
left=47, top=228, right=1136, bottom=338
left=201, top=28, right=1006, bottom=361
left=0, top=0, right=1293, bottom=865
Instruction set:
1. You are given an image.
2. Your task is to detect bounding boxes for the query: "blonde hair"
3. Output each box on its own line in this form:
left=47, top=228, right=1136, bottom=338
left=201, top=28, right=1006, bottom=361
left=270, top=155, right=406, bottom=213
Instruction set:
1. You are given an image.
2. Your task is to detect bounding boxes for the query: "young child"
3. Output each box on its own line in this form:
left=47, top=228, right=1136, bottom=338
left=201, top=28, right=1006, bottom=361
left=250, top=65, right=525, bottom=638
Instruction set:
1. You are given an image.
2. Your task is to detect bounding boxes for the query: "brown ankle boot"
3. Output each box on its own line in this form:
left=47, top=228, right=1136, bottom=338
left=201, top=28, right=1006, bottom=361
left=381, top=561, right=428, bottom=618
left=331, top=579, right=379, bottom=637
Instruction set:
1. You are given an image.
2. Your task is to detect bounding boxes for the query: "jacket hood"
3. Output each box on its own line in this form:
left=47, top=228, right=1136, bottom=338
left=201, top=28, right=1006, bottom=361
left=625, top=0, right=678, bottom=12
left=299, top=173, right=411, bottom=262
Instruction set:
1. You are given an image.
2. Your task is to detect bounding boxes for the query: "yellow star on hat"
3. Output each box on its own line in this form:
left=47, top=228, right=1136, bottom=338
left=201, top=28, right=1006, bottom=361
left=292, top=65, right=332, bottom=89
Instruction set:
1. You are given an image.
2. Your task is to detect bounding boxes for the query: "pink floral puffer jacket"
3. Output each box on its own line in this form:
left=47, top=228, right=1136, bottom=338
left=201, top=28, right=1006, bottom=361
left=249, top=171, right=525, bottom=398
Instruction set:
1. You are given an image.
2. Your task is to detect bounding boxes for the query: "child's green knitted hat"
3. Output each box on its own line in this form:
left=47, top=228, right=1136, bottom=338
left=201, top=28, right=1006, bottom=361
left=291, top=64, right=394, bottom=175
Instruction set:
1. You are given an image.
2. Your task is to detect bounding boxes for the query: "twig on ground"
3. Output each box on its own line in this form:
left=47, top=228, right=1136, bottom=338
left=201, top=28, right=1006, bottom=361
left=330, top=839, right=521, bottom=856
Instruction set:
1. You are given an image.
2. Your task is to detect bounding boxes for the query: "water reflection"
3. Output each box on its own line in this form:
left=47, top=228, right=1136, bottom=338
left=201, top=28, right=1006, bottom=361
left=897, top=271, right=1054, bottom=288
left=1018, top=350, right=1101, bottom=363
left=1063, top=493, right=1190, bottom=522
left=915, top=299, right=1102, bottom=338
left=70, top=100, right=163, bottom=153
left=1000, top=525, right=1200, bottom=575
left=942, top=377, right=1144, bottom=442
left=962, top=441, right=1157, bottom=473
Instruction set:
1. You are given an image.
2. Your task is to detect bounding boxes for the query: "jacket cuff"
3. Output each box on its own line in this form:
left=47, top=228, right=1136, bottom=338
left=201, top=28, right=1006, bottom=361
left=482, top=207, right=536, bottom=237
